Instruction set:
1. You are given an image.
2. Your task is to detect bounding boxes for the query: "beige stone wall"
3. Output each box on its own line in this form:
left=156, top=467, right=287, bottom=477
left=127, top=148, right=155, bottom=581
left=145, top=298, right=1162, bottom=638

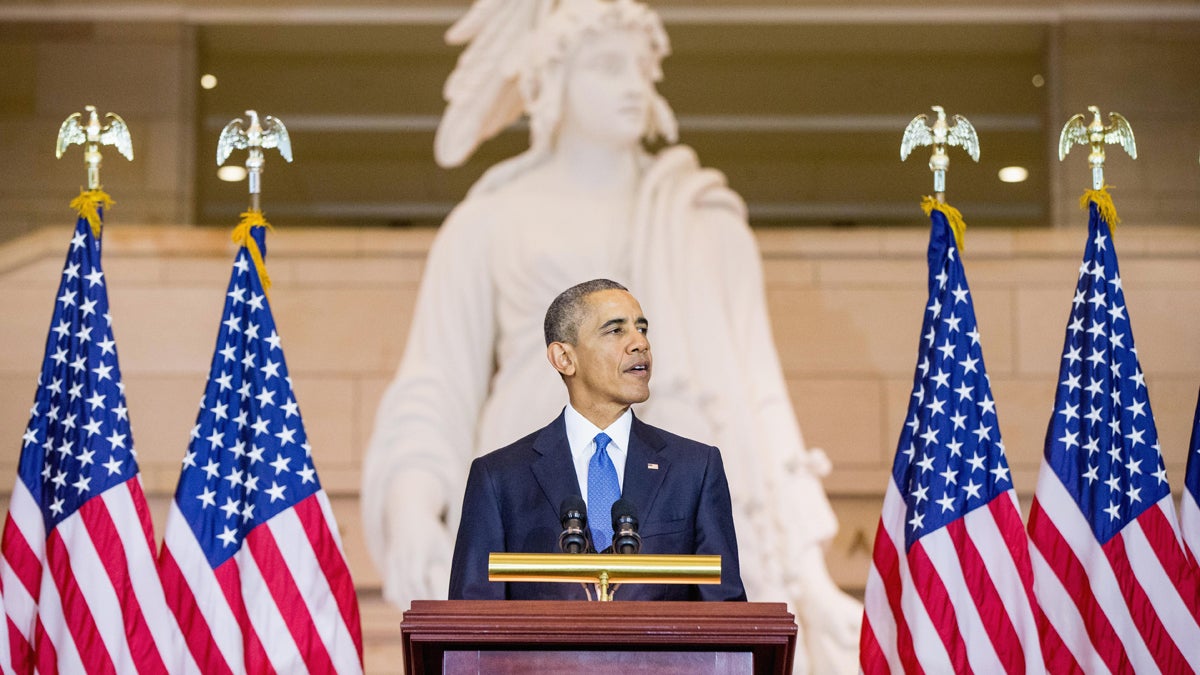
left=0, top=22, right=197, bottom=240
left=1050, top=21, right=1200, bottom=228
left=2, top=219, right=1199, bottom=602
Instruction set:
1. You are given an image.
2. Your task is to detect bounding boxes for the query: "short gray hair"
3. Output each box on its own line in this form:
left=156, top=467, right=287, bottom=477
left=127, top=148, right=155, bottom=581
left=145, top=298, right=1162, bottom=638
left=544, top=279, right=628, bottom=346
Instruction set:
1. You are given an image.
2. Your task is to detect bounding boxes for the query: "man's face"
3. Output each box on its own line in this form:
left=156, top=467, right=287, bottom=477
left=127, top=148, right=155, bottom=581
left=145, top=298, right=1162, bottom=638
left=563, top=289, right=652, bottom=418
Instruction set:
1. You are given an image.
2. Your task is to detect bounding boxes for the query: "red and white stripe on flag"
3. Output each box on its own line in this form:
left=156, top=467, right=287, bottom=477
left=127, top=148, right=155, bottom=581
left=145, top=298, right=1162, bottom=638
left=1, top=478, right=184, bottom=674
left=1183, top=489, right=1200, bottom=569
left=861, top=480, right=1045, bottom=674
left=1180, top=387, right=1200, bottom=567
left=159, top=491, right=362, bottom=674
left=1029, top=464, right=1200, bottom=673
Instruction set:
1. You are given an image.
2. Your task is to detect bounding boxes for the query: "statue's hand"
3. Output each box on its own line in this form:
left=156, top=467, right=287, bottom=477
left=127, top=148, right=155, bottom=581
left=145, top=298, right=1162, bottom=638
left=381, top=471, right=453, bottom=607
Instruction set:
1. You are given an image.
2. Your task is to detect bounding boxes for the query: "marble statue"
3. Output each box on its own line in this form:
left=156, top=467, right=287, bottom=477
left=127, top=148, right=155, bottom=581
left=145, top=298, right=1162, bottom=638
left=361, top=1, right=861, bottom=671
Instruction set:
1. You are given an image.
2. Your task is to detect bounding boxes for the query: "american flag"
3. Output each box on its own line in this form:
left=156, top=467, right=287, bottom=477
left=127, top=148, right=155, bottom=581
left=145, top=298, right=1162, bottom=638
left=1027, top=195, right=1200, bottom=672
left=1181, top=388, right=1200, bottom=564
left=860, top=201, right=1045, bottom=673
left=157, top=220, right=363, bottom=673
left=0, top=194, right=182, bottom=673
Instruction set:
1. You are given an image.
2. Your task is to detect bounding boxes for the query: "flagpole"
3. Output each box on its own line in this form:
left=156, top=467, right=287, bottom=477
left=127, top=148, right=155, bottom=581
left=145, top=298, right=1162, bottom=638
left=214, top=110, right=294, bottom=295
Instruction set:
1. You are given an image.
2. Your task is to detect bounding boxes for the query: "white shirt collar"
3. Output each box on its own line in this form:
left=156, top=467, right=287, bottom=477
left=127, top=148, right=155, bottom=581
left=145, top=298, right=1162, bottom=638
left=563, top=404, right=632, bottom=498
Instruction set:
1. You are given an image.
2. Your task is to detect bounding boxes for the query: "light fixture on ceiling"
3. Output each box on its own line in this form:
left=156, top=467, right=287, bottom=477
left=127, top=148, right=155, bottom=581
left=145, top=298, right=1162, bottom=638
left=998, top=166, right=1028, bottom=183
left=200, top=74, right=218, bottom=90
left=1031, top=74, right=1045, bottom=88
left=217, top=165, right=247, bottom=182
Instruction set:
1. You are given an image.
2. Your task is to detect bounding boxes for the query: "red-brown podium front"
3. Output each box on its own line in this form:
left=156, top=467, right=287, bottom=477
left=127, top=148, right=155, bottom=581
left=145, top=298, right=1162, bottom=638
left=401, top=600, right=796, bottom=674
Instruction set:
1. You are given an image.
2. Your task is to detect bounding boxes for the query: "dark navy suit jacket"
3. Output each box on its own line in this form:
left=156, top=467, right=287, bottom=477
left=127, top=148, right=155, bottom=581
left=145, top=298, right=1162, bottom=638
left=448, top=411, right=747, bottom=601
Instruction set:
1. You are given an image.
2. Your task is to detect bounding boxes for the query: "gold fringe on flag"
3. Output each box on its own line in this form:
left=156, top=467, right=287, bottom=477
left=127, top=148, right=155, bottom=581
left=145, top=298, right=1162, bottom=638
left=231, top=209, right=275, bottom=295
left=921, top=196, right=967, bottom=252
left=69, top=189, right=114, bottom=238
left=1080, top=186, right=1120, bottom=233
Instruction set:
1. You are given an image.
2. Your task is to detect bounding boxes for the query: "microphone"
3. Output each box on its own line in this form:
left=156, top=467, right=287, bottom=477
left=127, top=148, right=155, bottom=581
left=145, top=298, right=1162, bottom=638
left=610, top=498, right=641, bottom=554
left=558, top=495, right=590, bottom=554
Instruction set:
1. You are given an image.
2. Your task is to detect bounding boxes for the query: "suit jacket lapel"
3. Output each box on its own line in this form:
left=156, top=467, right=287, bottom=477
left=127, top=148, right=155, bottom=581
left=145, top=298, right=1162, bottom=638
left=530, top=411, right=583, bottom=517
left=621, top=414, right=669, bottom=518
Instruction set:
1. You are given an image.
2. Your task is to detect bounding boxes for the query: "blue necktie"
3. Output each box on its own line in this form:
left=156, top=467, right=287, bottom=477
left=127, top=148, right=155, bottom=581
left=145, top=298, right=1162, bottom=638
left=587, top=432, right=620, bottom=551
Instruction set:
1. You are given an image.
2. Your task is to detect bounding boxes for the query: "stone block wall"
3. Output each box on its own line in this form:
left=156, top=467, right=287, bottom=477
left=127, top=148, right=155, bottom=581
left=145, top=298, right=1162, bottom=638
left=3, top=218, right=1198, bottom=603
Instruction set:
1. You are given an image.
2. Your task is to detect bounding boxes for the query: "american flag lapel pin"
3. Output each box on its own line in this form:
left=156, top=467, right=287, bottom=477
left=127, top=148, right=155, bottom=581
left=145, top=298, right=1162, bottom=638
left=647, top=463, right=659, bottom=470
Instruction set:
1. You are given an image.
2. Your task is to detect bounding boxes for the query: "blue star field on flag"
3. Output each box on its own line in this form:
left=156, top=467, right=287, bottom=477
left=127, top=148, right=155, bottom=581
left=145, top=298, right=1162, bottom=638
left=18, top=204, right=139, bottom=530
left=1043, top=201, right=1168, bottom=544
left=893, top=205, right=1015, bottom=550
left=171, top=226, right=321, bottom=569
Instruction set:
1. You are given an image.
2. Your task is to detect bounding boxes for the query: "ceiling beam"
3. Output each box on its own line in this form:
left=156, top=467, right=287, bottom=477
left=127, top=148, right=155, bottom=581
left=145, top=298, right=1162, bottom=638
left=2, top=4, right=1199, bottom=25
left=202, top=113, right=1042, bottom=134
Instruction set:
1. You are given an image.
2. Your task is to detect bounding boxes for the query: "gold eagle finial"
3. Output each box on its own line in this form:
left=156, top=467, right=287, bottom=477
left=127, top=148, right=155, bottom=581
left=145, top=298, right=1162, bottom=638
left=1059, top=105, right=1136, bottom=189
left=901, top=106, right=980, bottom=202
left=55, top=105, right=134, bottom=190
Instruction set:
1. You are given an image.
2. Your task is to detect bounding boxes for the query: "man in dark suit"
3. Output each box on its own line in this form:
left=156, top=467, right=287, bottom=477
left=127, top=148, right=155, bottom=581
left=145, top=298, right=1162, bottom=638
left=448, top=279, right=746, bottom=601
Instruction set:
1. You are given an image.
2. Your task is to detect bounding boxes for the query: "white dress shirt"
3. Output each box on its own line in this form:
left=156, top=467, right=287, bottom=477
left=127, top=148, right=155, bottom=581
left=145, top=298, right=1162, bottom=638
left=563, top=404, right=631, bottom=509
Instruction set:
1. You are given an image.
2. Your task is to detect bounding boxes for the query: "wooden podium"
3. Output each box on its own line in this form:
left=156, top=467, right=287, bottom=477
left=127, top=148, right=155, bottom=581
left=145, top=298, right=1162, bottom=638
left=401, top=600, right=797, bottom=674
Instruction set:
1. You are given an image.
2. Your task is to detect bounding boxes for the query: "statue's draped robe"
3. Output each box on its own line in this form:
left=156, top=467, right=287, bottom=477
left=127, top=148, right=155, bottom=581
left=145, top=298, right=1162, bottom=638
left=362, top=145, right=836, bottom=603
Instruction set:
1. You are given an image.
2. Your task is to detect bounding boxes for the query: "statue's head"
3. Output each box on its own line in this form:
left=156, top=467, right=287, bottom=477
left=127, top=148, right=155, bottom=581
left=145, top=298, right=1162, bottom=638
left=518, top=0, right=677, bottom=152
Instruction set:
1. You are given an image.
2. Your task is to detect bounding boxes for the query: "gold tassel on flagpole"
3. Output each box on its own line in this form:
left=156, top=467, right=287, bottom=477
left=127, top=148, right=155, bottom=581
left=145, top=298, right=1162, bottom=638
left=921, top=195, right=967, bottom=252
left=1080, top=186, right=1121, bottom=233
left=69, top=189, right=114, bottom=238
left=231, top=209, right=274, bottom=295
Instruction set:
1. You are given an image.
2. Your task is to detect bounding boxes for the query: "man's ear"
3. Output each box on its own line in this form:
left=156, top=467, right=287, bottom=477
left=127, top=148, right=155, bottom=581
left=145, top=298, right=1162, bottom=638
left=547, top=342, right=576, bottom=377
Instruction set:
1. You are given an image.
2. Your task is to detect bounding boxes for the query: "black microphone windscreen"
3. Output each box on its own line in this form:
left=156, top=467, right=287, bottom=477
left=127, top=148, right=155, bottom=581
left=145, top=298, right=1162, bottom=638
left=561, top=495, right=587, bottom=522
left=611, top=498, right=637, bottom=527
